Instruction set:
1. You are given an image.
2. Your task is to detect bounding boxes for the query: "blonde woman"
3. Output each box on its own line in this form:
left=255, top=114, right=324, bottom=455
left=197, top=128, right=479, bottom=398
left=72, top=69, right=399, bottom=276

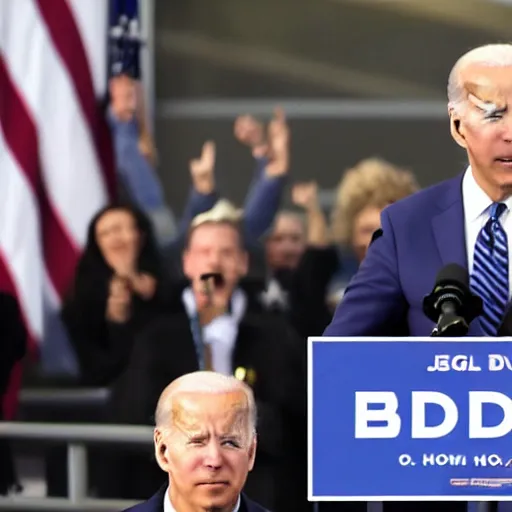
left=328, top=158, right=419, bottom=306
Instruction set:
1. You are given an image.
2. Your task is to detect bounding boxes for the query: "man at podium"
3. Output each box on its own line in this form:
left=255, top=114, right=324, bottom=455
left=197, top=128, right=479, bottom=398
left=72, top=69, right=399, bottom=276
left=324, top=43, right=512, bottom=512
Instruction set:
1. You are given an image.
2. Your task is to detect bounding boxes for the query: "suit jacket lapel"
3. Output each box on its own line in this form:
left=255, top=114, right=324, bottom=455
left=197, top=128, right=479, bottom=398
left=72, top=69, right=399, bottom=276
left=430, top=173, right=484, bottom=336
left=431, top=174, right=467, bottom=270
left=239, top=494, right=249, bottom=512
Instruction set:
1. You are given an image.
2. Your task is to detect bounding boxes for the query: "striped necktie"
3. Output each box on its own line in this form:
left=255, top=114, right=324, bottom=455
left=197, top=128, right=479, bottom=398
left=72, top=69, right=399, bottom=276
left=189, top=315, right=213, bottom=371
left=470, top=202, right=509, bottom=336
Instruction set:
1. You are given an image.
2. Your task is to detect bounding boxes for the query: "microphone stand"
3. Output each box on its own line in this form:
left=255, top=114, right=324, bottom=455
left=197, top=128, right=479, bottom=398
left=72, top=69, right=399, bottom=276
left=430, top=312, right=469, bottom=337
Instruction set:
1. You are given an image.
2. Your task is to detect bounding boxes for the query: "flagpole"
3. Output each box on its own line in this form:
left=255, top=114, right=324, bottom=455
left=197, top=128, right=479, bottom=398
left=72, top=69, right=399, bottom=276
left=140, top=0, right=155, bottom=133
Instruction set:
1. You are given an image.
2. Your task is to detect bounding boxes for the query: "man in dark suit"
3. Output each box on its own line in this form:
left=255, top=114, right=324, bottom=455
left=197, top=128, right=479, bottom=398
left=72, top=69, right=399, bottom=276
left=123, top=371, right=270, bottom=512
left=324, top=43, right=512, bottom=512
left=106, top=202, right=307, bottom=511
left=0, top=292, right=26, bottom=495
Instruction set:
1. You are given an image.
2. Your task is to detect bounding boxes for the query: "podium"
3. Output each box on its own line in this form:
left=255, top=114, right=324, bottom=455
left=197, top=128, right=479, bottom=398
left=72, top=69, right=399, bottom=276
left=308, top=337, right=512, bottom=512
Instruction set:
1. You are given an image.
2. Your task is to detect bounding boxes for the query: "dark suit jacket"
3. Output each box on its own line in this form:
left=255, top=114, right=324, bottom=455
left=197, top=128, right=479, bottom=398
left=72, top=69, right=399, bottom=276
left=105, top=281, right=306, bottom=508
left=123, top=485, right=271, bottom=512
left=108, top=283, right=305, bottom=437
left=324, top=173, right=488, bottom=337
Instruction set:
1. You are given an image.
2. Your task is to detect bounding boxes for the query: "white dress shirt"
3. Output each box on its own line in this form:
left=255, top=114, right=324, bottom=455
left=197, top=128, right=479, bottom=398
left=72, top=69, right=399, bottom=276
left=164, top=487, right=241, bottom=512
left=181, top=287, right=247, bottom=376
left=462, top=166, right=512, bottom=297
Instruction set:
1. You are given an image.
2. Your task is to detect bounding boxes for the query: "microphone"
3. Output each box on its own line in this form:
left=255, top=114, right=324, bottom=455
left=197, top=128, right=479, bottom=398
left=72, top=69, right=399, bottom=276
left=423, top=263, right=483, bottom=337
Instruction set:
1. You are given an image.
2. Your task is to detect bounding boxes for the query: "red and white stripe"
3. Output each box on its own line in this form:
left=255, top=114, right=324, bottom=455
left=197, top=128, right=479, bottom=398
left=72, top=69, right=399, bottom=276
left=0, top=0, right=115, bottom=417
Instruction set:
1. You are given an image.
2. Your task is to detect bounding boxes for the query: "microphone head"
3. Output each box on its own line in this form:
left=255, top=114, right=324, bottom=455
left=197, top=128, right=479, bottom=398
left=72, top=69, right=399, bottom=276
left=434, top=263, right=470, bottom=292
left=423, top=263, right=482, bottom=326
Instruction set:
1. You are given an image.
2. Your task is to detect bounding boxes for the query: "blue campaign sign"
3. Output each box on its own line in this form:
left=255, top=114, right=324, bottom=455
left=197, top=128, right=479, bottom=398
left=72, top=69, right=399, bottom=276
left=309, top=337, right=512, bottom=501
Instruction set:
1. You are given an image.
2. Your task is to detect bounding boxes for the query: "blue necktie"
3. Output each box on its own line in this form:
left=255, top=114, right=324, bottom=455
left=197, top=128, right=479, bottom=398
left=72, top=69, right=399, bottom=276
left=190, top=315, right=205, bottom=369
left=470, top=202, right=509, bottom=336
left=189, top=315, right=213, bottom=370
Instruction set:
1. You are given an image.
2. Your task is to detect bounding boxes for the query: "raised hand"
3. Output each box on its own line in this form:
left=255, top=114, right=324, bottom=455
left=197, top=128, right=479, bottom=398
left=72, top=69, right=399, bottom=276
left=108, top=75, right=137, bottom=122
left=265, top=107, right=290, bottom=177
left=234, top=115, right=267, bottom=157
left=130, top=272, right=157, bottom=300
left=106, top=276, right=131, bottom=323
left=190, top=141, right=216, bottom=194
left=107, top=251, right=138, bottom=281
left=292, top=181, right=319, bottom=211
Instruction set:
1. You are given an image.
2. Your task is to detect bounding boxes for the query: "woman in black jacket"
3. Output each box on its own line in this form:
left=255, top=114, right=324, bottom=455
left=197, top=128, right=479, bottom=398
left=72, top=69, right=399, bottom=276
left=62, top=203, right=168, bottom=386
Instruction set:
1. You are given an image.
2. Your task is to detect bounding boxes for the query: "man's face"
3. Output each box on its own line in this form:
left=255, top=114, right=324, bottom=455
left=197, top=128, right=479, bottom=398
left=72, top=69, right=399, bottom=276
left=183, top=223, right=248, bottom=305
left=265, top=213, right=306, bottom=271
left=156, top=391, right=256, bottom=511
left=451, top=65, right=512, bottom=198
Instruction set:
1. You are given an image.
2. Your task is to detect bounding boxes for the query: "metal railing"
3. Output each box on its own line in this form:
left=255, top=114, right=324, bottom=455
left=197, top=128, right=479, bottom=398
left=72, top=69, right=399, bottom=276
left=19, top=388, right=110, bottom=408
left=8, top=392, right=497, bottom=512
left=0, top=422, right=154, bottom=511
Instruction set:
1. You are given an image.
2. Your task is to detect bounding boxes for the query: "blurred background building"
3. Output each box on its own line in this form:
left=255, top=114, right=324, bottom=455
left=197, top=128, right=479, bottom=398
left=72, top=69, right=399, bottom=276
left=153, top=0, right=512, bottom=210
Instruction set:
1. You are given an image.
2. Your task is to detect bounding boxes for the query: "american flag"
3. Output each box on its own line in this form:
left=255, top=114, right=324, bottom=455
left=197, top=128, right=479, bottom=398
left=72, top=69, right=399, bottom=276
left=0, top=0, right=122, bottom=417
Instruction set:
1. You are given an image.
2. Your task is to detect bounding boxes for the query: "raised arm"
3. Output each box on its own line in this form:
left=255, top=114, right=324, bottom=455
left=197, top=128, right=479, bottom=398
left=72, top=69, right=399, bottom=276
left=288, top=182, right=339, bottom=336
left=234, top=109, right=290, bottom=243
left=177, top=141, right=219, bottom=237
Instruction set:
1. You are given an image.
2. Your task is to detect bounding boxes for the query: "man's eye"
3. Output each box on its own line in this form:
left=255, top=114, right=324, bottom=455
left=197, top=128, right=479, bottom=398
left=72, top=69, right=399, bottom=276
left=222, top=439, right=240, bottom=448
left=484, top=110, right=506, bottom=121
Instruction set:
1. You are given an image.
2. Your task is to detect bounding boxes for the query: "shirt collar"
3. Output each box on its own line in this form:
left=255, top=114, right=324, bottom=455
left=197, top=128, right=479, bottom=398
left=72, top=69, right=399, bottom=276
left=164, top=486, right=241, bottom=512
left=462, top=166, right=512, bottom=222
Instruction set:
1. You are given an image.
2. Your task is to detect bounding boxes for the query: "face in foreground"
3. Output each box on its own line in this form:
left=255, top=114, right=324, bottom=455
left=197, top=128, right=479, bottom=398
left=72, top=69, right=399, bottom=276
left=157, top=391, right=256, bottom=511
left=95, top=209, right=140, bottom=268
left=451, top=65, right=512, bottom=201
left=352, top=206, right=382, bottom=263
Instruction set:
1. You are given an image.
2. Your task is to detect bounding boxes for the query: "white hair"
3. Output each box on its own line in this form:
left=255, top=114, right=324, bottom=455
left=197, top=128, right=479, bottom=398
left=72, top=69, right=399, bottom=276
left=154, top=371, right=257, bottom=434
left=447, top=44, right=512, bottom=113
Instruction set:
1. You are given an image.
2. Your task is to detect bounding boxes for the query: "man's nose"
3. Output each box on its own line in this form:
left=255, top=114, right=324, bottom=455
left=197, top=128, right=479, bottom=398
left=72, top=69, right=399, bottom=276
left=208, top=251, right=222, bottom=266
left=203, top=441, right=222, bottom=468
left=503, top=117, right=512, bottom=142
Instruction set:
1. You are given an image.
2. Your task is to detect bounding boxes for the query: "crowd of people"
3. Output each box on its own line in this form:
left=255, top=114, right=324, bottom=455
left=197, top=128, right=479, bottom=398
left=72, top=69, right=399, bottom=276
left=0, top=92, right=418, bottom=511
left=5, top=36, right=512, bottom=512
left=61, top=103, right=420, bottom=511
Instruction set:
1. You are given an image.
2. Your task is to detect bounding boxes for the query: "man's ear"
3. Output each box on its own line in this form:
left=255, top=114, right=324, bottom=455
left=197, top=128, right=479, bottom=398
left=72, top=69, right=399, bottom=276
left=450, top=111, right=467, bottom=149
left=247, top=435, right=257, bottom=472
left=154, top=428, right=171, bottom=472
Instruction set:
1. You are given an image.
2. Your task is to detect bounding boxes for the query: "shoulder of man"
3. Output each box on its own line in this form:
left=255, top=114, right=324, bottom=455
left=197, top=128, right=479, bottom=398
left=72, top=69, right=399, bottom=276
left=385, top=174, right=460, bottom=217
left=121, top=486, right=166, bottom=512
left=377, top=174, right=462, bottom=241
left=242, top=493, right=273, bottom=512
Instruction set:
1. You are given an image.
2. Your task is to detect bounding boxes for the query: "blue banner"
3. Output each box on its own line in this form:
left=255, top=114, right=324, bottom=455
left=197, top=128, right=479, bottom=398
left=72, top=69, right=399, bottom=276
left=309, top=337, right=512, bottom=501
